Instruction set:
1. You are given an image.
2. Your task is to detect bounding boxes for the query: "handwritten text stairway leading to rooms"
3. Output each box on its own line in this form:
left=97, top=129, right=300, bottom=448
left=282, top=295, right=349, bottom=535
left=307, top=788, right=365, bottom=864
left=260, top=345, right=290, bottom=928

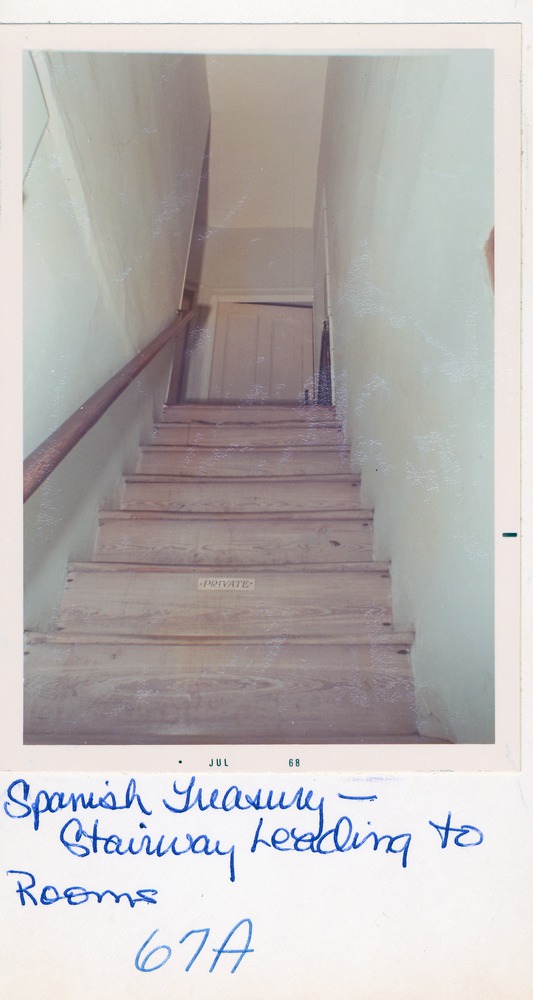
left=3, top=775, right=483, bottom=887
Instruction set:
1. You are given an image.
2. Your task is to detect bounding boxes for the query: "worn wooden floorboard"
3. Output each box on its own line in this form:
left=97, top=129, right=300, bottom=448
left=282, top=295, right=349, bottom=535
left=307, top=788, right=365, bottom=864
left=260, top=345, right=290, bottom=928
left=136, top=444, right=352, bottom=477
left=57, top=564, right=393, bottom=639
left=24, top=402, right=429, bottom=745
left=162, top=403, right=338, bottom=424
left=95, top=513, right=375, bottom=565
left=121, top=474, right=364, bottom=513
left=24, top=640, right=417, bottom=743
left=152, top=422, right=344, bottom=447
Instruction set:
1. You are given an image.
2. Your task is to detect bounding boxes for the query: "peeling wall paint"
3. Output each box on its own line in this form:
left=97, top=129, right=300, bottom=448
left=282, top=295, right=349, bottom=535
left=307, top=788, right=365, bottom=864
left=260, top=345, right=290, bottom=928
left=315, top=53, right=494, bottom=742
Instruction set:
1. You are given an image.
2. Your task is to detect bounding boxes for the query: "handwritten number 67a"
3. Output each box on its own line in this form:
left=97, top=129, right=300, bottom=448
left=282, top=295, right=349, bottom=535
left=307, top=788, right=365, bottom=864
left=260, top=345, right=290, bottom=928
left=135, top=919, right=254, bottom=974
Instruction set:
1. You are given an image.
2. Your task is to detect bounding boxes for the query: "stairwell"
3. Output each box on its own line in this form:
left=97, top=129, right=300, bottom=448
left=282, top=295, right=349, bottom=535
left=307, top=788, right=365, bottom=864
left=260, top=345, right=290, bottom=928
left=24, top=402, right=426, bottom=745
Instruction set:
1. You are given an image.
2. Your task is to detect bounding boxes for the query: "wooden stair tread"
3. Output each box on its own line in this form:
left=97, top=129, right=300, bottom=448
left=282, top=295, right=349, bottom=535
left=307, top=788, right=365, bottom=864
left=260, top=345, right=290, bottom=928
left=162, top=403, right=338, bottom=424
left=140, top=444, right=350, bottom=454
left=95, top=514, right=375, bottom=566
left=26, top=630, right=415, bottom=647
left=156, top=420, right=343, bottom=429
left=24, top=638, right=414, bottom=672
left=99, top=509, right=373, bottom=522
left=152, top=423, right=344, bottom=447
left=57, top=563, right=394, bottom=639
left=24, top=639, right=417, bottom=744
left=67, top=560, right=391, bottom=574
left=124, top=472, right=361, bottom=483
left=25, top=398, right=429, bottom=745
left=135, top=445, right=351, bottom=478
left=120, top=475, right=365, bottom=514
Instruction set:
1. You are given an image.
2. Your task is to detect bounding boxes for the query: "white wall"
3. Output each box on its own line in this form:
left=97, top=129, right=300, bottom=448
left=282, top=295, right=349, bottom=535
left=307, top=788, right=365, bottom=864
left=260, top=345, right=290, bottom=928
left=315, top=53, right=494, bottom=742
left=183, top=225, right=314, bottom=400
left=197, top=226, right=313, bottom=298
left=24, top=52, right=210, bottom=628
left=205, top=55, right=327, bottom=229
left=181, top=54, right=321, bottom=402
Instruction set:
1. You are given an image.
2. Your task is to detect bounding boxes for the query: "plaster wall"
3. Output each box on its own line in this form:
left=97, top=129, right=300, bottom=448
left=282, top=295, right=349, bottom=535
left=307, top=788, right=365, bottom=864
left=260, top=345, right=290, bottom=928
left=205, top=55, right=327, bottom=229
left=24, top=52, right=210, bottom=628
left=184, top=226, right=313, bottom=400
left=315, top=53, right=494, bottom=742
left=197, top=225, right=313, bottom=300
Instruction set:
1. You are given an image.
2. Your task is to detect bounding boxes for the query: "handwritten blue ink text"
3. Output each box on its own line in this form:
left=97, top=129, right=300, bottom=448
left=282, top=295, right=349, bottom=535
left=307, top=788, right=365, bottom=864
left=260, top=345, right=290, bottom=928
left=7, top=868, right=158, bottom=907
left=4, top=777, right=151, bottom=830
left=135, top=919, right=254, bottom=974
left=60, top=817, right=236, bottom=882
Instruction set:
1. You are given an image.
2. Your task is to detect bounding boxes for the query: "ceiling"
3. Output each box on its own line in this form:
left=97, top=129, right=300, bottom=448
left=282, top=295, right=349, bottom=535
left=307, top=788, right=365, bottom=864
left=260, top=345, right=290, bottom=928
left=204, top=55, right=328, bottom=230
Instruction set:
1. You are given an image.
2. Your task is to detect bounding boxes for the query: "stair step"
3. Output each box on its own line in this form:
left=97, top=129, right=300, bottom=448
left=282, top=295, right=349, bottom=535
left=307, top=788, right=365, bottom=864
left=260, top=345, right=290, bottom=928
left=162, top=403, right=338, bottom=425
left=121, top=474, right=364, bottom=513
left=152, top=422, right=343, bottom=447
left=136, top=444, right=351, bottom=477
left=57, top=563, right=393, bottom=639
left=95, top=512, right=374, bottom=565
left=25, top=627, right=415, bottom=649
left=26, top=397, right=427, bottom=744
left=26, top=629, right=415, bottom=647
left=68, top=559, right=390, bottom=574
left=24, top=639, right=416, bottom=744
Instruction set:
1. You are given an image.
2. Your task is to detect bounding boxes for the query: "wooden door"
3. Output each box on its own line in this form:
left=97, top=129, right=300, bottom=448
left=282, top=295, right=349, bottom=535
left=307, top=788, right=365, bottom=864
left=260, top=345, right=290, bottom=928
left=209, top=302, right=314, bottom=403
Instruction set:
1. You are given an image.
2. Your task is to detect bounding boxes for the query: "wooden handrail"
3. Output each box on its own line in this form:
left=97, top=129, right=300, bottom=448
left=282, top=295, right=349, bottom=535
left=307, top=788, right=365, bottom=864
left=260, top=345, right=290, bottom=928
left=24, top=310, right=193, bottom=503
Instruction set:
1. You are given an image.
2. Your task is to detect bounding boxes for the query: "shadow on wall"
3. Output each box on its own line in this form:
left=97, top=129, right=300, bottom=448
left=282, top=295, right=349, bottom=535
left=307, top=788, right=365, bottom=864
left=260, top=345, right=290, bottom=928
left=168, top=128, right=213, bottom=403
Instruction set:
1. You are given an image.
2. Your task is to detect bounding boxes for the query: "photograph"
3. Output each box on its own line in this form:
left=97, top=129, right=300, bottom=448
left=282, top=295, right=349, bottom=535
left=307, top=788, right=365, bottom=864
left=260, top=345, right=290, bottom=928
left=22, top=43, right=498, bottom=748
left=1, top=10, right=529, bottom=1000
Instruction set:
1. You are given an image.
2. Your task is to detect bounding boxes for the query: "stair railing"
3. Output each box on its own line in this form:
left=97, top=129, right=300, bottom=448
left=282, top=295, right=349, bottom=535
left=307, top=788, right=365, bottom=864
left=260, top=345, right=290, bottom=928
left=317, top=317, right=332, bottom=406
left=23, top=309, right=193, bottom=503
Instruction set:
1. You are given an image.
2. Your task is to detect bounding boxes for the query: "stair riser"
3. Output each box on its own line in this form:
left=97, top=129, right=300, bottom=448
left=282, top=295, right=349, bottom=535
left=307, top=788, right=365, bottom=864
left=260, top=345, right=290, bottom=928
left=58, top=568, right=392, bottom=638
left=24, top=641, right=415, bottom=743
left=121, top=478, right=364, bottom=513
left=136, top=446, right=351, bottom=477
left=163, top=404, right=337, bottom=424
left=95, top=518, right=374, bottom=565
left=152, top=424, right=343, bottom=447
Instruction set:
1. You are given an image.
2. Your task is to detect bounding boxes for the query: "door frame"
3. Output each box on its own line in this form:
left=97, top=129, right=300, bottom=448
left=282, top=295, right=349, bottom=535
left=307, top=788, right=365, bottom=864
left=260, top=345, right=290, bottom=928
left=184, top=288, right=314, bottom=402
left=314, top=185, right=336, bottom=404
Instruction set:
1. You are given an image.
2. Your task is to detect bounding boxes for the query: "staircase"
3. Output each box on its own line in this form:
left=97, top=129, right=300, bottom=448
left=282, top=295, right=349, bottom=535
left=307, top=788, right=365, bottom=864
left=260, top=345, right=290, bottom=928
left=24, top=403, right=424, bottom=745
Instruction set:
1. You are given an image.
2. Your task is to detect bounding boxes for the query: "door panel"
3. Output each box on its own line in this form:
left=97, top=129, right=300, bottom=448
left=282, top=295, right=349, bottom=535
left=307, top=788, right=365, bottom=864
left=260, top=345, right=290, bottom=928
left=209, top=302, right=313, bottom=403
left=210, top=310, right=261, bottom=400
